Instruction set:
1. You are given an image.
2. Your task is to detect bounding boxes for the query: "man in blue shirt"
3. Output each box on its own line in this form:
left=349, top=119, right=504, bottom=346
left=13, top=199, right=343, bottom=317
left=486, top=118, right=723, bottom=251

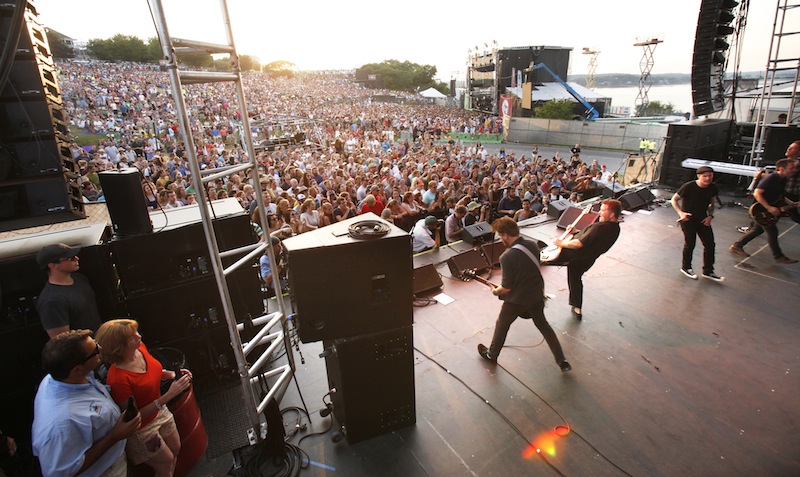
left=32, top=330, right=140, bottom=477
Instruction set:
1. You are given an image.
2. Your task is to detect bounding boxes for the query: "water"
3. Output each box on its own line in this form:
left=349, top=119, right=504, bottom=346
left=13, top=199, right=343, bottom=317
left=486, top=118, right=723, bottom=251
left=594, top=84, right=692, bottom=114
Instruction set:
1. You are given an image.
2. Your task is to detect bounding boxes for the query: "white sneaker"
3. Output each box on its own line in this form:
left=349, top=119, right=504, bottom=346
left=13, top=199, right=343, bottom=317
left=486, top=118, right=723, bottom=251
left=681, top=268, right=698, bottom=279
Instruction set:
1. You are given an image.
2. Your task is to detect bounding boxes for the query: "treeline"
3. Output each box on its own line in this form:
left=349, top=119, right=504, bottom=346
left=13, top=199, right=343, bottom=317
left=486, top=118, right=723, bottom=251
left=358, top=59, right=450, bottom=95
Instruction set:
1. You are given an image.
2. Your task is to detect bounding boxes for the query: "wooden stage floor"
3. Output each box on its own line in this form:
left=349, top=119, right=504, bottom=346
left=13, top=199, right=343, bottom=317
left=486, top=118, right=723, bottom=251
left=191, top=186, right=799, bottom=477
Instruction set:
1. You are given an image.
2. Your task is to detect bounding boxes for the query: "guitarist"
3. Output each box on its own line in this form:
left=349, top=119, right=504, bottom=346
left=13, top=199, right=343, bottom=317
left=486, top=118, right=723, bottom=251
left=476, top=217, right=572, bottom=373
left=731, top=158, right=799, bottom=264
left=553, top=199, right=622, bottom=321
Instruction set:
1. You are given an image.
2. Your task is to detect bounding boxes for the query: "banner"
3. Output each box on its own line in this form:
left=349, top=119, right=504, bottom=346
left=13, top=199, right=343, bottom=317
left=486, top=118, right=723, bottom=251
left=499, top=95, right=514, bottom=119
left=511, top=68, right=517, bottom=88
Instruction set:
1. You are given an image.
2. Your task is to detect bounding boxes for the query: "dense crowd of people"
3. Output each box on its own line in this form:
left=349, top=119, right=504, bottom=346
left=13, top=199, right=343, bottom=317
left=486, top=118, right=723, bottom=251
left=59, top=60, right=620, bottom=248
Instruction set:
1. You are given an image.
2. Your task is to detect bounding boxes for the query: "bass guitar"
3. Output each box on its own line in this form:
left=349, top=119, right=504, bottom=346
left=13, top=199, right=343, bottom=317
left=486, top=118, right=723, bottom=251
left=460, top=268, right=498, bottom=289
left=540, top=204, right=598, bottom=263
left=749, top=202, right=798, bottom=227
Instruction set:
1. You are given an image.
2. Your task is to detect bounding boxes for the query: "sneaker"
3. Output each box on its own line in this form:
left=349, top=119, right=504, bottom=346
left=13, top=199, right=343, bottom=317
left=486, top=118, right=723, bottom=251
left=477, top=343, right=495, bottom=362
left=736, top=226, right=750, bottom=234
left=680, top=268, right=698, bottom=279
left=702, top=272, right=725, bottom=282
left=559, top=361, right=572, bottom=373
left=729, top=244, right=750, bottom=257
left=775, top=256, right=799, bottom=264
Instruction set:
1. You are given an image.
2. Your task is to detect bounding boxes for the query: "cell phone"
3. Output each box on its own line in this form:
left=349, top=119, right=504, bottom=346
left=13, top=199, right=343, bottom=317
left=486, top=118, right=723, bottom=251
left=123, top=396, right=138, bottom=422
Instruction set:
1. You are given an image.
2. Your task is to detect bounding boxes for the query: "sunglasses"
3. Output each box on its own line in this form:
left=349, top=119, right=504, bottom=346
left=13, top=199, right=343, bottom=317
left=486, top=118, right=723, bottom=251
left=75, top=342, right=100, bottom=368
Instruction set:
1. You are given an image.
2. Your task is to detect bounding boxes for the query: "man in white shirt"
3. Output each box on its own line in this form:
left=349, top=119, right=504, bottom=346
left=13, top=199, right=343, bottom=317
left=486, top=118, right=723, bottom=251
left=412, top=216, right=440, bottom=253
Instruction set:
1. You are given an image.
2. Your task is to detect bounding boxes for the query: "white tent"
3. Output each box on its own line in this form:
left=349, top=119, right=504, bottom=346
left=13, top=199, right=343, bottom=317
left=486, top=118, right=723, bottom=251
left=419, top=87, right=447, bottom=99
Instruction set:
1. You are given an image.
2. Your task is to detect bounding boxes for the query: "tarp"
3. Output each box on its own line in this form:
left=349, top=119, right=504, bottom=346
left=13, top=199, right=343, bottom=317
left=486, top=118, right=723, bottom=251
left=419, top=87, right=447, bottom=99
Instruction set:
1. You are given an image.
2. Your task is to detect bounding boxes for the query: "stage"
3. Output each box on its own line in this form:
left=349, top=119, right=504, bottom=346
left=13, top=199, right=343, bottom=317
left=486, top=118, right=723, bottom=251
left=190, top=186, right=799, bottom=476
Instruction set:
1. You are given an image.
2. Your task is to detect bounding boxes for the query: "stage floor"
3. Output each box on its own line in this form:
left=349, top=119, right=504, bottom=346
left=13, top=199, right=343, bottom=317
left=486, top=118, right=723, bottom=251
left=189, top=186, right=800, bottom=477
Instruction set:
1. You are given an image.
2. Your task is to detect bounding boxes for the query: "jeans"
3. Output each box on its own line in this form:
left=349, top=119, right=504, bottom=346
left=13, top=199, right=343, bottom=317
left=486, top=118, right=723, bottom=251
left=736, top=223, right=783, bottom=258
left=680, top=219, right=715, bottom=274
left=567, top=258, right=596, bottom=309
left=489, top=301, right=566, bottom=364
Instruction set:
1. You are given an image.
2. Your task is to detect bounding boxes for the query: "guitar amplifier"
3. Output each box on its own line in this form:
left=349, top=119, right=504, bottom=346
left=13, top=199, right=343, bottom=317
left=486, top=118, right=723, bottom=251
left=462, top=221, right=493, bottom=245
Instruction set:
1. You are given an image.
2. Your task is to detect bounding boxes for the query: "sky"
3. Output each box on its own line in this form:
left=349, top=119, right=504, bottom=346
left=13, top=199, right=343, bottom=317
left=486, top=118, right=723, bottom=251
left=36, top=0, right=796, bottom=82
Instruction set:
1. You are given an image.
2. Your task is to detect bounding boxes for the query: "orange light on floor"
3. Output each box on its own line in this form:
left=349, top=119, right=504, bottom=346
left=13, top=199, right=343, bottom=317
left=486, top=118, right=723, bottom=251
left=523, top=432, right=557, bottom=458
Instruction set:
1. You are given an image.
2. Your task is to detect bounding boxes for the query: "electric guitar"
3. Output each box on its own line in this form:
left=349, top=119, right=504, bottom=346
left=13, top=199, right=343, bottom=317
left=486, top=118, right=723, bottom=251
left=460, top=268, right=499, bottom=289
left=540, top=204, right=598, bottom=263
left=749, top=202, right=798, bottom=227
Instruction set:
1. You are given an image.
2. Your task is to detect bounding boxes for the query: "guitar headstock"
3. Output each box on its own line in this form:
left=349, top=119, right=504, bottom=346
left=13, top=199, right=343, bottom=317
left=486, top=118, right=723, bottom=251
left=461, top=268, right=478, bottom=281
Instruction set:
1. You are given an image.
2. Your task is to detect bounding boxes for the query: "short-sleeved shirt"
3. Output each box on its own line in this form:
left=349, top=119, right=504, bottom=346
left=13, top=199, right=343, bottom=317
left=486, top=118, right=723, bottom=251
left=756, top=172, right=788, bottom=206
left=36, top=273, right=102, bottom=333
left=106, top=343, right=163, bottom=427
left=572, top=221, right=621, bottom=261
left=499, top=236, right=544, bottom=308
left=33, top=374, right=125, bottom=477
left=676, top=180, right=718, bottom=220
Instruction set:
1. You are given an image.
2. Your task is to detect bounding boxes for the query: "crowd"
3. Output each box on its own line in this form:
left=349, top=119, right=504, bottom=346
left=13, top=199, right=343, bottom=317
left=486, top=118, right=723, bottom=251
left=57, top=60, right=622, bottom=249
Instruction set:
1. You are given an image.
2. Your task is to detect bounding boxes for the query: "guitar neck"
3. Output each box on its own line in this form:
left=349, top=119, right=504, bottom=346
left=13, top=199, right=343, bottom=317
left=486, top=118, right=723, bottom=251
left=472, top=275, right=499, bottom=289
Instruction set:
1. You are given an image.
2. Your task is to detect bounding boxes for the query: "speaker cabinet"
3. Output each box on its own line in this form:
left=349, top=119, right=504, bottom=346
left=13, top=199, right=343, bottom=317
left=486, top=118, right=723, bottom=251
left=556, top=206, right=600, bottom=231
left=0, top=2, right=83, bottom=232
left=480, top=241, right=507, bottom=268
left=546, top=198, right=572, bottom=218
left=413, top=263, right=442, bottom=296
left=323, top=326, right=415, bottom=444
left=99, top=169, right=153, bottom=237
left=461, top=221, right=493, bottom=245
left=661, top=120, right=732, bottom=188
left=447, top=249, right=490, bottom=278
left=763, top=126, right=800, bottom=165
left=620, top=190, right=647, bottom=211
left=283, top=214, right=412, bottom=343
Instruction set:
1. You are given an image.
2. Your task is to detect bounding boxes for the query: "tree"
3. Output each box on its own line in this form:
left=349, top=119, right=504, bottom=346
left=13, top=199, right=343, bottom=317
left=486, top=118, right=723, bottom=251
left=86, top=34, right=156, bottom=62
left=534, top=100, right=575, bottom=119
left=357, top=60, right=439, bottom=93
left=179, top=52, right=213, bottom=68
left=45, top=29, right=75, bottom=59
left=642, top=100, right=677, bottom=116
left=262, top=60, right=295, bottom=78
left=238, top=55, right=260, bottom=72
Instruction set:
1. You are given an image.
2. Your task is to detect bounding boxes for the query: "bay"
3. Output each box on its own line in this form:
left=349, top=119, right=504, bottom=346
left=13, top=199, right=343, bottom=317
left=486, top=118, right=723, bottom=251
left=594, top=84, right=692, bottom=115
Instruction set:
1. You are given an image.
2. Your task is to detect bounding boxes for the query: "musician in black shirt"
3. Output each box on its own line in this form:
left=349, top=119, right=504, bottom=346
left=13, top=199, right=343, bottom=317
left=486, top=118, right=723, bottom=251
left=731, top=158, right=799, bottom=264
left=554, top=200, right=621, bottom=320
left=671, top=166, right=724, bottom=281
left=477, top=217, right=571, bottom=372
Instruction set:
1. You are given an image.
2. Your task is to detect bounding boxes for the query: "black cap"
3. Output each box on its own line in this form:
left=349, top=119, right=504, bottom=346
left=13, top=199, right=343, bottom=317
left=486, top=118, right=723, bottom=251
left=36, top=243, right=81, bottom=269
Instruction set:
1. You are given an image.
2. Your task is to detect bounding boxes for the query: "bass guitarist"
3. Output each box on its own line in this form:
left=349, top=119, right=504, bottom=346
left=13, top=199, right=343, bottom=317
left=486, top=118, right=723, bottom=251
left=731, top=158, right=799, bottom=264
left=552, top=199, right=622, bottom=321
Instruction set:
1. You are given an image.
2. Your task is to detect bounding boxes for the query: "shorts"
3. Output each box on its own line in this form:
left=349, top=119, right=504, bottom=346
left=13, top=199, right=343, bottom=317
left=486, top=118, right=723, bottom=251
left=125, top=407, right=178, bottom=465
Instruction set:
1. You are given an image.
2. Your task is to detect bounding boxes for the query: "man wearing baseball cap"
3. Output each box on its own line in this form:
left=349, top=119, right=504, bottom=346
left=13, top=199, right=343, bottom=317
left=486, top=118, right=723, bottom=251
left=671, top=166, right=724, bottom=281
left=36, top=244, right=102, bottom=338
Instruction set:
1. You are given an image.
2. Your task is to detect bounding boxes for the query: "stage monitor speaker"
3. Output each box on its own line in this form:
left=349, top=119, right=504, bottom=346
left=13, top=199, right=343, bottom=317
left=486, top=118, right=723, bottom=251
left=546, top=198, right=572, bottom=218
left=601, top=183, right=627, bottom=199
left=620, top=190, right=647, bottom=211
left=413, top=263, right=442, bottom=296
left=323, top=326, right=415, bottom=444
left=480, top=241, right=507, bottom=268
left=283, top=215, right=412, bottom=343
left=447, top=248, right=490, bottom=278
left=556, top=206, right=600, bottom=231
left=636, top=188, right=656, bottom=205
left=462, top=221, right=493, bottom=245
left=99, top=169, right=153, bottom=237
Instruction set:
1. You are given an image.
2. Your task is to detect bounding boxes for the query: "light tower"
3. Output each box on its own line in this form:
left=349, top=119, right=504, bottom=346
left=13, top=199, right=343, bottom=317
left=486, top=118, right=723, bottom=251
left=582, top=47, right=600, bottom=89
left=633, top=37, right=663, bottom=116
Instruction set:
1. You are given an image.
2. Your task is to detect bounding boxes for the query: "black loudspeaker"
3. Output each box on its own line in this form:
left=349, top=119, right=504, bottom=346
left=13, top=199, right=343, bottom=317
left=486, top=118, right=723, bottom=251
left=660, top=120, right=732, bottom=188
left=546, top=198, right=572, bottom=218
left=323, top=326, right=415, bottom=444
left=620, top=190, right=647, bottom=211
left=99, top=169, right=153, bottom=237
left=283, top=216, right=412, bottom=343
left=447, top=249, right=490, bottom=278
left=0, top=3, right=83, bottom=232
left=462, top=221, right=493, bottom=245
left=637, top=188, right=656, bottom=205
left=602, top=183, right=627, bottom=199
left=480, top=241, right=507, bottom=268
left=763, top=126, right=800, bottom=165
left=413, top=263, right=442, bottom=296
left=556, top=206, right=600, bottom=231
left=692, top=0, right=738, bottom=116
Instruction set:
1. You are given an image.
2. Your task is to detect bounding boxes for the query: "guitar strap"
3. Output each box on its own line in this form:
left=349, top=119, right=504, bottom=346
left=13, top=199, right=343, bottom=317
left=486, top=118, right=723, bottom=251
left=512, top=243, right=540, bottom=268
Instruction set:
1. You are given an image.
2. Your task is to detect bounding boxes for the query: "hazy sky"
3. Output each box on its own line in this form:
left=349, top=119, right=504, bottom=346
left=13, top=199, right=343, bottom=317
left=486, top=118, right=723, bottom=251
left=37, top=0, right=794, bottom=81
